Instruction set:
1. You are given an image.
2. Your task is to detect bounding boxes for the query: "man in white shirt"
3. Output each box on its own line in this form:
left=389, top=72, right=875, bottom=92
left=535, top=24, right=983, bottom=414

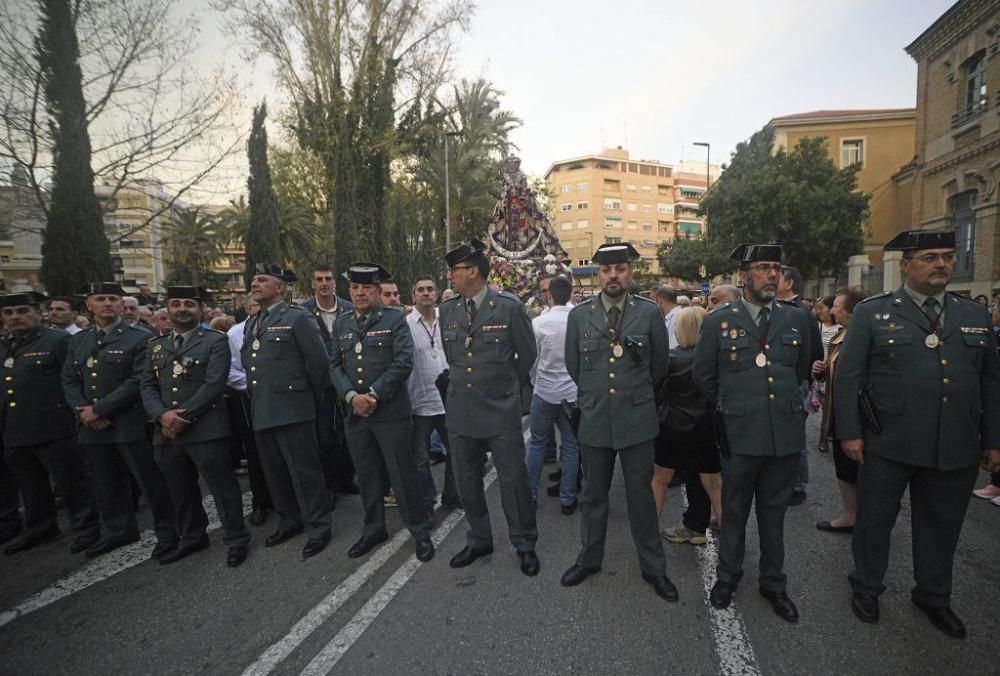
left=47, top=296, right=82, bottom=334
left=526, top=276, right=581, bottom=513
left=655, top=285, right=679, bottom=348
left=406, top=276, right=460, bottom=510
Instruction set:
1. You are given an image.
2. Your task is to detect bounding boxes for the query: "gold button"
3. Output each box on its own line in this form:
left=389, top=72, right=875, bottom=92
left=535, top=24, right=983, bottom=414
left=467, top=367, right=472, bottom=372
left=171, top=401, right=178, bottom=406
left=609, top=373, right=615, bottom=379
left=172, top=387, right=178, bottom=392
left=357, top=355, right=363, bottom=360
left=251, top=380, right=257, bottom=385
left=765, top=344, right=770, bottom=351
left=275, top=337, right=281, bottom=342
left=91, top=372, right=98, bottom=377
left=609, top=358, right=615, bottom=363
left=467, top=383, right=472, bottom=388
left=888, top=339, right=894, bottom=345
left=8, top=402, right=14, bottom=407
left=2, top=376, right=9, bottom=381
left=250, top=366, right=256, bottom=372
left=467, top=352, right=473, bottom=358
left=731, top=346, right=736, bottom=352
left=767, top=361, right=772, bottom=366
left=609, top=388, right=616, bottom=394
left=4, top=389, right=11, bottom=395
left=940, top=359, right=948, bottom=366
left=768, top=377, right=774, bottom=383
left=288, top=385, right=293, bottom=390
left=357, top=367, right=363, bottom=373
left=357, top=379, right=363, bottom=384
left=942, top=396, right=949, bottom=402
left=942, top=378, right=949, bottom=384
left=769, top=394, right=775, bottom=400
left=792, top=340, right=798, bottom=346
left=251, top=353, right=257, bottom=358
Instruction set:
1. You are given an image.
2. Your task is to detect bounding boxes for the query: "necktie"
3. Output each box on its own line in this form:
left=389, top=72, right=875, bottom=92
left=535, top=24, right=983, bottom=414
left=96, top=329, right=106, bottom=344
left=174, top=334, right=184, bottom=352
left=607, top=305, right=621, bottom=330
left=758, top=306, right=770, bottom=338
left=467, top=300, right=477, bottom=323
left=923, top=297, right=941, bottom=325
left=359, top=314, right=369, bottom=331
left=254, top=310, right=268, bottom=338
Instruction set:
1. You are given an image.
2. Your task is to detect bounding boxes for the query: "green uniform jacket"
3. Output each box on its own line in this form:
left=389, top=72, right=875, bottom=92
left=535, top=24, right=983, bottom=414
left=61, top=323, right=152, bottom=444
left=329, top=306, right=414, bottom=422
left=693, top=300, right=812, bottom=457
left=0, top=327, right=76, bottom=447
left=833, top=288, right=1000, bottom=470
left=140, top=329, right=232, bottom=446
left=439, top=289, right=537, bottom=438
left=240, top=302, right=329, bottom=431
left=565, top=293, right=669, bottom=449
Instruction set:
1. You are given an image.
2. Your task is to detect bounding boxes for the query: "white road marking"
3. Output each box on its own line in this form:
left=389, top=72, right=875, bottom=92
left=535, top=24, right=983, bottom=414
left=300, top=468, right=499, bottom=676
left=684, top=487, right=761, bottom=676
left=0, top=491, right=252, bottom=628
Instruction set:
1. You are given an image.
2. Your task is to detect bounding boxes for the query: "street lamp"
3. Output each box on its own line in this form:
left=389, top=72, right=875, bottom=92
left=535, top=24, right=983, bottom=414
left=443, top=130, right=463, bottom=253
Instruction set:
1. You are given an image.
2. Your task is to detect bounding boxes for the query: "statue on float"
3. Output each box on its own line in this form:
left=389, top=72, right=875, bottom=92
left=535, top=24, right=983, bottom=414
left=484, top=156, right=572, bottom=301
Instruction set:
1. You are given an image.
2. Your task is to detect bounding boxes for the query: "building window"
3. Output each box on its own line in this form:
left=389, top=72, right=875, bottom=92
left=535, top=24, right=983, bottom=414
left=962, top=51, right=987, bottom=119
left=577, top=219, right=589, bottom=229
left=560, top=185, right=573, bottom=193
left=577, top=201, right=589, bottom=210
left=576, top=182, right=589, bottom=191
left=642, top=185, right=653, bottom=193
left=603, top=197, right=621, bottom=210
left=578, top=259, right=591, bottom=266
left=603, top=179, right=620, bottom=191
left=680, top=188, right=702, bottom=200
left=949, top=190, right=976, bottom=277
left=561, top=203, right=573, bottom=212
left=841, top=138, right=864, bottom=168
left=606, top=236, right=623, bottom=244
left=642, top=223, right=652, bottom=231
left=627, top=222, right=637, bottom=230
left=626, top=203, right=637, bottom=212
left=657, top=203, right=672, bottom=214
left=642, top=240, right=655, bottom=248
left=641, top=204, right=652, bottom=213
left=626, top=184, right=637, bottom=192
left=604, top=216, right=621, bottom=228
left=561, top=222, right=573, bottom=230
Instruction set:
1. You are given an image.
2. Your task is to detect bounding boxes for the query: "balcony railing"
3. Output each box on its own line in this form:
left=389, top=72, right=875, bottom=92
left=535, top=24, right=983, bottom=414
left=952, top=99, right=987, bottom=128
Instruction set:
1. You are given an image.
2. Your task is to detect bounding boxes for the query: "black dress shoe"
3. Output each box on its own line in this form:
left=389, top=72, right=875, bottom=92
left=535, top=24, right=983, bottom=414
left=561, top=498, right=579, bottom=515
left=415, top=539, right=435, bottom=562
left=710, top=580, right=735, bottom=609
left=518, top=550, right=540, bottom=576
left=548, top=469, right=562, bottom=482
left=851, top=592, right=879, bottom=624
left=348, top=532, right=389, bottom=558
left=85, top=534, right=140, bottom=558
left=335, top=481, right=362, bottom=495
left=816, top=520, right=854, bottom=533
left=3, top=525, right=60, bottom=555
left=560, top=564, right=600, bottom=587
left=913, top=600, right=966, bottom=639
left=546, top=483, right=561, bottom=497
left=159, top=534, right=210, bottom=565
left=151, top=539, right=180, bottom=560
left=449, top=545, right=494, bottom=568
left=642, top=573, right=679, bottom=602
left=227, top=546, right=248, bottom=568
left=248, top=508, right=269, bottom=527
left=69, top=531, right=101, bottom=554
left=302, top=533, right=332, bottom=559
left=265, top=526, right=304, bottom=547
left=428, top=451, right=447, bottom=465
left=788, top=491, right=807, bottom=507
left=760, top=588, right=799, bottom=623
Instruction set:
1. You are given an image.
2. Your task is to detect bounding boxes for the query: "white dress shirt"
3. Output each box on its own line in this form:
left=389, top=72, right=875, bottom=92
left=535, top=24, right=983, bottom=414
left=663, top=307, right=679, bottom=349
left=227, top=319, right=247, bottom=391
left=530, top=305, right=577, bottom=405
left=406, top=308, right=446, bottom=416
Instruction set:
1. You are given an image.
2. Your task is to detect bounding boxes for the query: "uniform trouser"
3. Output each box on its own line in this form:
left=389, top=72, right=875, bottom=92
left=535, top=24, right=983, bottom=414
left=254, top=421, right=331, bottom=540
left=716, top=453, right=798, bottom=592
left=577, top=441, right=666, bottom=577
left=412, top=414, right=459, bottom=509
left=451, top=430, right=537, bottom=552
left=683, top=472, right=711, bottom=534
left=346, top=417, right=432, bottom=542
left=83, top=440, right=177, bottom=546
left=231, top=390, right=272, bottom=511
left=153, top=440, right=250, bottom=548
left=849, top=454, right=979, bottom=607
left=0, top=451, right=23, bottom=536
left=316, top=389, right=357, bottom=491
left=5, top=437, right=100, bottom=540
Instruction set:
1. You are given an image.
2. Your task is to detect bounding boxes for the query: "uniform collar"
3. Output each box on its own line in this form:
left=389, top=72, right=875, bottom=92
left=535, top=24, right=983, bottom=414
left=600, top=292, right=627, bottom=313
left=740, top=295, right=774, bottom=321
left=903, top=284, right=946, bottom=310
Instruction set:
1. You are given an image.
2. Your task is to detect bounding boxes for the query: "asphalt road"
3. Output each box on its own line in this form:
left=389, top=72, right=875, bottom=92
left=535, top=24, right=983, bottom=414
left=1, top=415, right=999, bottom=675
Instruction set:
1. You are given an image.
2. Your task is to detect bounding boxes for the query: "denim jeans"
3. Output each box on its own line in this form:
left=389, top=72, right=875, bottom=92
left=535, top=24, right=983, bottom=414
left=525, top=394, right=580, bottom=505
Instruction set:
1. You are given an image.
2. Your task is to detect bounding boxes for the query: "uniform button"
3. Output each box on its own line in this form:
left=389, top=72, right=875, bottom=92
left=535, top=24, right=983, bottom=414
left=2, top=376, right=9, bottom=381
left=792, top=340, right=798, bottom=346
left=940, top=359, right=948, bottom=366
left=8, top=402, right=14, bottom=407
left=609, top=358, right=615, bottom=363
left=764, top=344, right=770, bottom=351
left=942, top=378, right=950, bottom=384
left=251, top=353, right=257, bottom=358
left=768, top=394, right=775, bottom=400
left=467, top=383, right=472, bottom=388
left=5, top=389, right=11, bottom=395
left=609, top=388, right=616, bottom=394
left=609, top=373, right=615, bottom=379
left=731, top=346, right=736, bottom=352
left=888, top=339, right=894, bottom=345
left=357, top=367, right=363, bottom=373
left=250, top=366, right=256, bottom=372
left=251, top=380, right=257, bottom=385
left=942, top=396, right=949, bottom=402
left=91, top=372, right=98, bottom=377
left=768, top=377, right=774, bottom=383
left=275, top=337, right=281, bottom=342
left=467, top=367, right=472, bottom=372
left=357, top=379, right=363, bottom=385
left=767, top=361, right=772, bottom=366
left=171, top=387, right=178, bottom=392
left=287, top=385, right=293, bottom=390
left=171, top=401, right=178, bottom=406
left=357, top=355, right=363, bottom=360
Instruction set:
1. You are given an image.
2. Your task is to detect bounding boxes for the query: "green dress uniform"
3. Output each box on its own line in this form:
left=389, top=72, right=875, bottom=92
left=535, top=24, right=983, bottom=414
left=141, top=326, right=249, bottom=551
left=329, top=303, right=432, bottom=545
left=693, top=296, right=811, bottom=592
left=241, top=300, right=332, bottom=541
left=439, top=287, right=538, bottom=553
left=564, top=291, right=670, bottom=577
left=1, top=324, right=99, bottom=549
left=61, top=319, right=178, bottom=549
left=834, top=286, right=1000, bottom=608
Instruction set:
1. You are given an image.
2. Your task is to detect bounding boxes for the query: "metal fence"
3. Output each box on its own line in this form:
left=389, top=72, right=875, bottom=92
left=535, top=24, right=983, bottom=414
left=861, top=266, right=884, bottom=294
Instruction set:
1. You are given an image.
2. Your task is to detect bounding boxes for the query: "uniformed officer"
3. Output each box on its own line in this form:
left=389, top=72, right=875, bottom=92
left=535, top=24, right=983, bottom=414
left=559, top=243, right=678, bottom=603
left=834, top=230, right=1000, bottom=639
left=0, top=291, right=100, bottom=555
left=61, top=282, right=178, bottom=559
left=440, top=239, right=540, bottom=576
left=692, top=244, right=811, bottom=622
left=140, top=287, right=250, bottom=567
left=242, top=264, right=332, bottom=559
left=329, top=263, right=434, bottom=562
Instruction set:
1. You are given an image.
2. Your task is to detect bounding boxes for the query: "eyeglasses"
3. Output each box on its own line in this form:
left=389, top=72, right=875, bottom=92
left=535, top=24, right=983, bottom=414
left=747, top=263, right=782, bottom=274
left=449, top=265, right=475, bottom=273
left=910, top=252, right=957, bottom=265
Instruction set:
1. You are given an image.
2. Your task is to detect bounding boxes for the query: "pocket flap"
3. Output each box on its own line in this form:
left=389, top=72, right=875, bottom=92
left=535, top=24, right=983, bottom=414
left=961, top=333, right=988, bottom=348
left=719, top=337, right=751, bottom=351
left=579, top=339, right=599, bottom=353
left=625, top=334, right=649, bottom=348
left=873, top=334, right=912, bottom=347
left=780, top=334, right=802, bottom=346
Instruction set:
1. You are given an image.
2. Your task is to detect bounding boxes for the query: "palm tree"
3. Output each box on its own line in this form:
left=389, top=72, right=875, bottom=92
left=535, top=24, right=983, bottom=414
left=163, top=208, right=228, bottom=288
left=219, top=195, right=320, bottom=272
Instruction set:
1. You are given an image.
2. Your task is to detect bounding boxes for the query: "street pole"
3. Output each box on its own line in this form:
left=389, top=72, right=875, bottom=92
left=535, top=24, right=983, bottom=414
left=444, top=133, right=451, bottom=253
left=693, top=141, right=710, bottom=239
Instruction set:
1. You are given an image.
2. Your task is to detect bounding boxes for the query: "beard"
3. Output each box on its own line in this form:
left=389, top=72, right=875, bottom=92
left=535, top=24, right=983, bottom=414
left=603, top=283, right=626, bottom=298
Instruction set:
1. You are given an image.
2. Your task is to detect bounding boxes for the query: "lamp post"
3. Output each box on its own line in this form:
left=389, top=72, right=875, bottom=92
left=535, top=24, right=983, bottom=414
left=443, top=131, right=463, bottom=253
left=693, top=141, right=710, bottom=239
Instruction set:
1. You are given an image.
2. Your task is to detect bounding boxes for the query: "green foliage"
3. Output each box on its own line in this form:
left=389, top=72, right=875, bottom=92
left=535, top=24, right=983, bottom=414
left=244, top=102, right=282, bottom=288
left=657, top=237, right=732, bottom=282
left=698, top=125, right=869, bottom=279
left=37, top=0, right=112, bottom=294
left=162, top=208, right=227, bottom=288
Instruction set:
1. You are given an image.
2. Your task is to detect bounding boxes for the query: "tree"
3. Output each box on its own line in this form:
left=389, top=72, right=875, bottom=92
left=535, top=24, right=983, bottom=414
left=657, top=237, right=732, bottom=282
left=699, top=126, right=869, bottom=279
left=243, top=102, right=282, bottom=289
left=163, top=208, right=227, bottom=288
left=37, top=0, right=112, bottom=294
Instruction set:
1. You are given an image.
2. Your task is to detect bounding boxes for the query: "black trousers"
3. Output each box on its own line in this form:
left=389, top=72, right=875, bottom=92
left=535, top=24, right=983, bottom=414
left=316, top=388, right=357, bottom=491
left=255, top=421, right=331, bottom=540
left=716, top=453, right=798, bottom=592
left=849, top=454, right=978, bottom=607
left=154, top=440, right=250, bottom=548
left=0, top=451, right=22, bottom=537
left=229, top=390, right=272, bottom=511
left=683, top=472, right=711, bottom=534
left=5, top=437, right=99, bottom=540
left=84, top=440, right=177, bottom=546
left=412, top=414, right=459, bottom=508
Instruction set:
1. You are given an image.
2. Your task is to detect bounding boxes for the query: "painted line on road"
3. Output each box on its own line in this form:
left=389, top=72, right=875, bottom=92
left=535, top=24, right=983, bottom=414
left=300, top=467, right=499, bottom=676
left=0, top=491, right=252, bottom=628
left=684, top=487, right=761, bottom=676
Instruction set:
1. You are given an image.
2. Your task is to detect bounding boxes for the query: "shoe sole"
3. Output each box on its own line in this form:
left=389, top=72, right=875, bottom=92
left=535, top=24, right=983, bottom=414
left=662, top=532, right=707, bottom=545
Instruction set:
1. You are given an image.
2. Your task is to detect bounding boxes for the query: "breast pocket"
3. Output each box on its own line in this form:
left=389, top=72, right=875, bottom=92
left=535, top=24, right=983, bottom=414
left=481, top=330, right=509, bottom=361
left=959, top=332, right=988, bottom=372
left=579, top=339, right=600, bottom=370
left=261, top=332, right=285, bottom=357
left=871, top=333, right=912, bottom=368
left=719, top=336, right=752, bottom=371
left=778, top=333, right=802, bottom=366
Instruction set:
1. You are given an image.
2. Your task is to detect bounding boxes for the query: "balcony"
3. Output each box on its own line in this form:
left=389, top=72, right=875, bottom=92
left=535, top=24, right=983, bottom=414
left=952, top=99, right=987, bottom=129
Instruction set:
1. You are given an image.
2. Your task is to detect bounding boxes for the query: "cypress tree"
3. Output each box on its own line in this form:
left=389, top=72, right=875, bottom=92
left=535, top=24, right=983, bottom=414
left=37, top=0, right=113, bottom=294
left=244, top=102, right=282, bottom=289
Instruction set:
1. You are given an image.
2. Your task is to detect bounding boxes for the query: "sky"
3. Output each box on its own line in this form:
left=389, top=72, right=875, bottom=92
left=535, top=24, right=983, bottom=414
left=182, top=0, right=958, bottom=197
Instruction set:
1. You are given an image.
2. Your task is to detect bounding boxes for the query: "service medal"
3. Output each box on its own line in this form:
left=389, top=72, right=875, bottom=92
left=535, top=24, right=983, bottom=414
left=755, top=352, right=767, bottom=368
left=251, top=339, right=261, bottom=351
left=3, top=357, right=12, bottom=368
left=354, top=342, right=363, bottom=354
left=152, top=344, right=162, bottom=353
left=612, top=343, right=624, bottom=358
left=925, top=334, right=940, bottom=348
left=86, top=356, right=96, bottom=368
left=465, top=336, right=472, bottom=349
left=729, top=329, right=738, bottom=339
left=172, top=363, right=184, bottom=376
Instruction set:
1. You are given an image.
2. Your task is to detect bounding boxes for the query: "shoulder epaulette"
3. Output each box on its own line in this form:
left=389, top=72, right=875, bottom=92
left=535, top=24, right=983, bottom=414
left=776, top=298, right=798, bottom=306
left=858, top=291, right=891, bottom=305
left=497, top=291, right=522, bottom=303
left=440, top=295, right=462, bottom=305
left=632, top=294, right=655, bottom=305
left=148, top=333, right=168, bottom=342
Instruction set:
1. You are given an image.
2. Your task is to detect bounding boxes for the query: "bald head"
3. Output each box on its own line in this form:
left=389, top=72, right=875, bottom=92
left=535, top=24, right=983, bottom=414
left=707, top=285, right=740, bottom=313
